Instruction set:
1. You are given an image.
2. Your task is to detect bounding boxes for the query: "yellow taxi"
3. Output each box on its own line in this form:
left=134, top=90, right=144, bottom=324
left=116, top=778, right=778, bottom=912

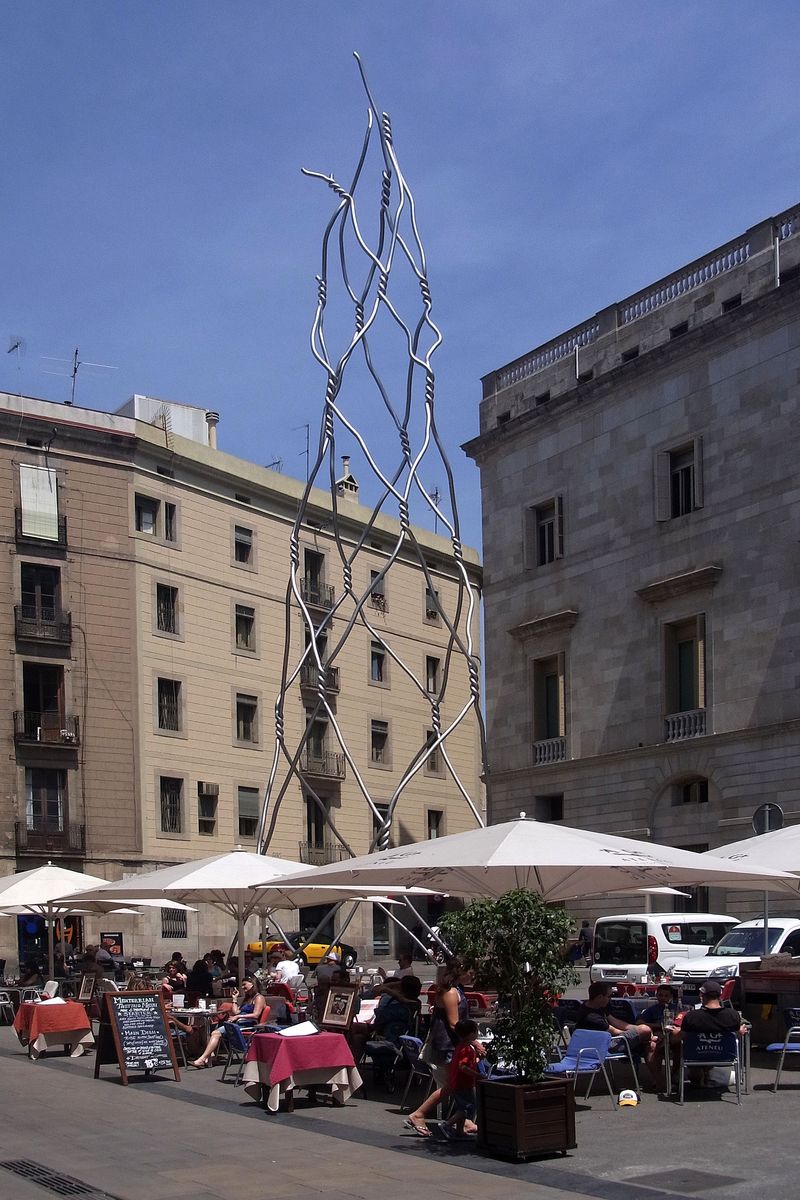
left=247, top=931, right=357, bottom=969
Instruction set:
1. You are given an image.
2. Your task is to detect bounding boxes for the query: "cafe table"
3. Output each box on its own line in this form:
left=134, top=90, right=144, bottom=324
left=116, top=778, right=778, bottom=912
left=13, top=999, right=94, bottom=1060
left=242, top=1031, right=362, bottom=1112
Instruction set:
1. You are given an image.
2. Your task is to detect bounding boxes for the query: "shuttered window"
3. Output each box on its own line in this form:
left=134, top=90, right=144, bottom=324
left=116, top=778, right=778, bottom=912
left=19, top=465, right=59, bottom=540
left=655, top=438, right=704, bottom=521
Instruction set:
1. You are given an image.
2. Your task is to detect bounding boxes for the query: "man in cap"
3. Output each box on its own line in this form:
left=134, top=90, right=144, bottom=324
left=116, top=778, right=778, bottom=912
left=680, top=978, right=747, bottom=1088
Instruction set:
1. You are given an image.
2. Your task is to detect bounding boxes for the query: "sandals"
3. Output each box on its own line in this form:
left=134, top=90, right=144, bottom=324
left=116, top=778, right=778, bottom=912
left=403, top=1118, right=432, bottom=1138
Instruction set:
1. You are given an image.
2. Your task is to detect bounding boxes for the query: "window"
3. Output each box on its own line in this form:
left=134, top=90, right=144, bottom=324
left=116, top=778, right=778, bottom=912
left=669, top=320, right=689, bottom=339
left=235, top=604, right=256, bottom=653
left=237, top=785, right=260, bottom=840
left=25, top=768, right=66, bottom=831
left=236, top=693, right=259, bottom=744
left=664, top=616, right=706, bottom=715
left=525, top=496, right=563, bottom=568
left=425, top=656, right=440, bottom=694
left=424, top=585, right=440, bottom=622
left=159, top=776, right=184, bottom=834
left=424, top=729, right=443, bottom=775
left=655, top=439, right=703, bottom=521
left=577, top=367, right=594, bottom=383
left=156, top=584, right=179, bottom=635
left=197, top=783, right=218, bottom=836
left=673, top=778, right=709, bottom=807
left=22, top=661, right=65, bottom=735
left=370, top=719, right=390, bottom=765
left=621, top=345, right=639, bottom=362
left=534, top=390, right=551, bottom=406
left=672, top=844, right=709, bottom=912
left=303, top=549, right=326, bottom=605
left=496, top=411, right=511, bottom=425
left=19, top=465, right=60, bottom=540
left=135, top=494, right=159, bottom=535
left=305, top=708, right=328, bottom=759
left=534, top=793, right=564, bottom=822
left=234, top=525, right=254, bottom=565
left=164, top=502, right=177, bottom=543
left=306, top=793, right=329, bottom=848
left=427, top=809, right=443, bottom=839
left=370, top=569, right=387, bottom=610
left=20, top=563, right=60, bottom=621
left=370, top=640, right=387, bottom=685
left=157, top=678, right=182, bottom=732
left=235, top=492, right=252, bottom=505
left=722, top=293, right=742, bottom=313
left=162, top=909, right=188, bottom=939
left=532, top=654, right=566, bottom=743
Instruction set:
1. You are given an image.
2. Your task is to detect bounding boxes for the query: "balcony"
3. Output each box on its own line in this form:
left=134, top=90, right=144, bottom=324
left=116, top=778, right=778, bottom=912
left=299, top=663, right=340, bottom=693
left=13, top=712, right=80, bottom=748
left=298, top=842, right=351, bottom=866
left=533, top=736, right=567, bottom=766
left=15, top=821, right=85, bottom=855
left=299, top=749, right=346, bottom=779
left=300, top=579, right=336, bottom=611
left=665, top=708, right=707, bottom=742
left=14, top=606, right=72, bottom=646
left=15, top=509, right=68, bottom=548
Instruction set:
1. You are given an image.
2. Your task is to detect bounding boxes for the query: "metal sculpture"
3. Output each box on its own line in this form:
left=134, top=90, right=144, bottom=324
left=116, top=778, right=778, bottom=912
left=257, top=55, right=486, bottom=859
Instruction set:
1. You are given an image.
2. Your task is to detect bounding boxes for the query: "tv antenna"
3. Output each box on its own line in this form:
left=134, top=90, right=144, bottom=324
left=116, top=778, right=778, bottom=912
left=430, top=485, right=441, bottom=534
left=40, top=346, right=117, bottom=405
left=264, top=457, right=283, bottom=473
left=293, top=423, right=310, bottom=481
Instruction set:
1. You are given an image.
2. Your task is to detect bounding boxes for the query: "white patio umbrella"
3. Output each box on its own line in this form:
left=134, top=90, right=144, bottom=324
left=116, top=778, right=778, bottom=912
left=0, top=862, right=112, bottom=978
left=705, top=826, right=800, bottom=953
left=67, top=847, right=310, bottom=984
left=260, top=816, right=797, bottom=902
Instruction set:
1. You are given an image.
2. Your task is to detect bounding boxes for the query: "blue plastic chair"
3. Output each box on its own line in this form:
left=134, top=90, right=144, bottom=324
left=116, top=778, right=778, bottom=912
left=397, top=1035, right=435, bottom=1113
left=679, top=1030, right=741, bottom=1105
left=544, top=1029, right=617, bottom=1110
left=768, top=1007, right=800, bottom=1092
left=219, top=1022, right=250, bottom=1085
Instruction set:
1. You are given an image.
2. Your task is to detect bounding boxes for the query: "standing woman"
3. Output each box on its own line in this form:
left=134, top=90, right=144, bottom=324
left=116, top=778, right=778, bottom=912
left=405, top=963, right=472, bottom=1137
left=190, top=978, right=268, bottom=1067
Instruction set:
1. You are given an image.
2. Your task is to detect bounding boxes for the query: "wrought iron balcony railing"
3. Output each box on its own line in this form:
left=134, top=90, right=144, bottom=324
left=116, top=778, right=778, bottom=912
left=298, top=842, right=350, bottom=866
left=299, top=579, right=336, bottom=610
left=299, top=749, right=346, bottom=779
left=15, top=821, right=86, bottom=855
left=13, top=711, right=80, bottom=747
left=14, top=606, right=72, bottom=645
left=299, top=663, right=340, bottom=693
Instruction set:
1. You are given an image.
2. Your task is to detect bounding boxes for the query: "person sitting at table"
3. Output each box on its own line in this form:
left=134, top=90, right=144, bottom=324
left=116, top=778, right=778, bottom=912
left=186, top=958, right=214, bottom=997
left=18, top=960, right=44, bottom=987
left=190, top=978, right=270, bottom=1067
left=162, top=960, right=187, bottom=992
left=639, top=984, right=681, bottom=1089
left=164, top=953, right=188, bottom=987
left=269, top=946, right=301, bottom=986
left=52, top=952, right=68, bottom=980
left=575, top=981, right=654, bottom=1056
left=377, top=952, right=416, bottom=981
left=355, top=974, right=422, bottom=1063
left=207, top=949, right=225, bottom=979
left=680, top=978, right=747, bottom=1089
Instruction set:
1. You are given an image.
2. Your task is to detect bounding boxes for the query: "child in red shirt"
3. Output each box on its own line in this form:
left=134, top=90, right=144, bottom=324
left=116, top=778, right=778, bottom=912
left=443, top=1019, right=481, bottom=1138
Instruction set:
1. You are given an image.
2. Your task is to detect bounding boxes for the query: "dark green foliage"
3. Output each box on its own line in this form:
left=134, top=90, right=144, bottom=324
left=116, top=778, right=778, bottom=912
left=440, top=889, right=578, bottom=1082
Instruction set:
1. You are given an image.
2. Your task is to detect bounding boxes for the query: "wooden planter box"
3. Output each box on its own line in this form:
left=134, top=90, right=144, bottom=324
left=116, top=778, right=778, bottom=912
left=477, top=1077, right=576, bottom=1160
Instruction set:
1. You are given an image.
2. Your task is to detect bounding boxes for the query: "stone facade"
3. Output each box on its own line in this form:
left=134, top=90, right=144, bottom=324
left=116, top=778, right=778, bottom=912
left=0, top=393, right=483, bottom=969
left=465, top=204, right=800, bottom=923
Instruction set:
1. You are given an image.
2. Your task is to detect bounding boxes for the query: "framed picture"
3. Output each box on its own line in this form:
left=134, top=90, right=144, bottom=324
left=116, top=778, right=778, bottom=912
left=320, top=983, right=359, bottom=1031
left=78, top=975, right=96, bottom=1002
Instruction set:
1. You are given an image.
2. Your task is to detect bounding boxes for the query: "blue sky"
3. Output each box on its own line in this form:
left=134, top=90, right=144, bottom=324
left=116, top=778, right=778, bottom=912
left=3, top=2, right=799, bottom=550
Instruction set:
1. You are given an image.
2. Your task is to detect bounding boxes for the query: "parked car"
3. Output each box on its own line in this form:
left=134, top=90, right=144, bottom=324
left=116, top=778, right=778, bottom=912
left=590, top=912, right=739, bottom=983
left=247, top=931, right=358, bottom=969
left=669, top=917, right=800, bottom=999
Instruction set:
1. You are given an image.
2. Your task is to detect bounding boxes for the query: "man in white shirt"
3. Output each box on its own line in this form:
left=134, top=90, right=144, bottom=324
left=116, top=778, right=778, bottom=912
left=271, top=946, right=301, bottom=985
left=378, top=953, right=416, bottom=981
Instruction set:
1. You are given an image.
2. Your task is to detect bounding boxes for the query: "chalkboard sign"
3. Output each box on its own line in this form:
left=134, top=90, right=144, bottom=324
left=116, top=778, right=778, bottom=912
left=94, top=991, right=180, bottom=1085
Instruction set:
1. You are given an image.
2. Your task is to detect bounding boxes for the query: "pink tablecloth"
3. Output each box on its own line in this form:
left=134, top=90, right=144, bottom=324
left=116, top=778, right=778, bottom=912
left=242, top=1032, right=361, bottom=1111
left=13, top=1001, right=94, bottom=1060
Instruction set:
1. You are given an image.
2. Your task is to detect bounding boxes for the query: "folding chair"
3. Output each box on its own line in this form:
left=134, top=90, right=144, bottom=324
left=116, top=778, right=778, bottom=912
left=41, top=980, right=59, bottom=999
left=21, top=988, right=42, bottom=1003
left=397, top=1035, right=435, bottom=1113
left=678, top=1031, right=741, bottom=1105
left=363, top=1038, right=403, bottom=1094
left=606, top=1033, right=642, bottom=1099
left=544, top=1029, right=617, bottom=1110
left=171, top=1028, right=189, bottom=1067
left=768, top=1007, right=800, bottom=1092
left=219, top=1022, right=250, bottom=1085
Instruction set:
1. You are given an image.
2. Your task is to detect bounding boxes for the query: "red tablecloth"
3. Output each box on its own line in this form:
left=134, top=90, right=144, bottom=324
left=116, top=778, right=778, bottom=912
left=243, top=1032, right=360, bottom=1111
left=13, top=1000, right=93, bottom=1059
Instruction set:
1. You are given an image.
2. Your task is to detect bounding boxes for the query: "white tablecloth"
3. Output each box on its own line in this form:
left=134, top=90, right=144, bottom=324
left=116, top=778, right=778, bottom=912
left=241, top=1061, right=362, bottom=1112
left=30, top=1029, right=94, bottom=1061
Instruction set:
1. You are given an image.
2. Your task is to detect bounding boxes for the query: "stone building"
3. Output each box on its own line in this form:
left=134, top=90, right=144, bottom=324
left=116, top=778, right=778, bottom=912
left=465, top=203, right=800, bottom=920
left=0, top=392, right=483, bottom=968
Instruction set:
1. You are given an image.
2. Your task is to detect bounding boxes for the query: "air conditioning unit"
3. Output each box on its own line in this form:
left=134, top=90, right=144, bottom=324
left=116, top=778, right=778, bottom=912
left=197, top=781, right=219, bottom=797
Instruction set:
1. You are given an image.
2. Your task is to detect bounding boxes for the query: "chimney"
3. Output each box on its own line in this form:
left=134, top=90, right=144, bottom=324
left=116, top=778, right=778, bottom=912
left=342, top=455, right=350, bottom=476
left=205, top=410, right=220, bottom=449
left=336, top=454, right=359, bottom=501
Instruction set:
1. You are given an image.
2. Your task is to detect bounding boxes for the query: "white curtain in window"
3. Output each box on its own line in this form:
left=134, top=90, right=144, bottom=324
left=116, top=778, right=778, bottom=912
left=19, top=465, right=59, bottom=539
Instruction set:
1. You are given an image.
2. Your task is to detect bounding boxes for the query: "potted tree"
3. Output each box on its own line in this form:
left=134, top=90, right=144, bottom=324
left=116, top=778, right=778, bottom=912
left=441, top=888, right=579, bottom=1159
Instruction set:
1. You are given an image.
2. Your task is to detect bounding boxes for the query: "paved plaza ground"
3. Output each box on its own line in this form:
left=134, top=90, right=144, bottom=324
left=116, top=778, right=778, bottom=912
left=1, top=1022, right=798, bottom=1200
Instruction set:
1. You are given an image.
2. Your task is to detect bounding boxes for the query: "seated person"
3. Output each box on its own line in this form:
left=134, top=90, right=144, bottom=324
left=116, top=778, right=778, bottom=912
left=639, top=984, right=681, bottom=1089
left=377, top=953, right=416, bottom=981
left=186, top=957, right=215, bottom=997
left=270, top=946, right=301, bottom=985
left=356, top=975, right=421, bottom=1062
left=190, top=978, right=269, bottom=1067
left=680, top=978, right=747, bottom=1088
left=575, top=981, right=653, bottom=1054
left=18, top=960, right=44, bottom=988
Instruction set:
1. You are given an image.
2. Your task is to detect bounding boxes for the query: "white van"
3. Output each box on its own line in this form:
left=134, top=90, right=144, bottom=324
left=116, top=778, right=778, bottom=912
left=590, top=912, right=739, bottom=983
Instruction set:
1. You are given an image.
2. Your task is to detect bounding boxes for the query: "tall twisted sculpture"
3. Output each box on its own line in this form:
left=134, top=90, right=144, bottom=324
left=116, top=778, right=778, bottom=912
left=257, top=56, right=486, bottom=858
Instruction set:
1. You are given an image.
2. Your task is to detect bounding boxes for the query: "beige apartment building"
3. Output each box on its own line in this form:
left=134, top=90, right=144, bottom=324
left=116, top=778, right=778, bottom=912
left=0, top=392, right=483, bottom=969
left=465, top=203, right=800, bottom=923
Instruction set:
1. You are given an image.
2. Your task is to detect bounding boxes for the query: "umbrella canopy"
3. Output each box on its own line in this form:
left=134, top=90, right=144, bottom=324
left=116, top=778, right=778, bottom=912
left=67, top=847, right=311, bottom=983
left=262, top=816, right=798, bottom=902
left=0, top=862, right=111, bottom=978
left=708, top=825, right=800, bottom=883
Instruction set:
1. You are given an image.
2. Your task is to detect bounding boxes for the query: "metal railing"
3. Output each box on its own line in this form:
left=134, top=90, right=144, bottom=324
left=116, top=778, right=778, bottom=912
left=664, top=709, right=706, bottom=742
left=299, top=749, right=346, bottom=779
left=532, top=736, right=567, bottom=766
left=14, top=606, right=72, bottom=645
left=299, top=663, right=340, bottom=693
left=299, top=579, right=336, bottom=609
left=298, top=842, right=350, bottom=865
left=15, top=821, right=85, bottom=854
left=13, top=712, right=80, bottom=747
left=15, top=509, right=68, bottom=547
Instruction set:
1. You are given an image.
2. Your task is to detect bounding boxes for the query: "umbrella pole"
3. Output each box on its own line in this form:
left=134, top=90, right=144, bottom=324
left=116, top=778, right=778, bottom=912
left=47, top=905, right=55, bottom=980
left=260, top=913, right=268, bottom=972
left=237, top=911, right=245, bottom=988
left=763, top=891, right=770, bottom=957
